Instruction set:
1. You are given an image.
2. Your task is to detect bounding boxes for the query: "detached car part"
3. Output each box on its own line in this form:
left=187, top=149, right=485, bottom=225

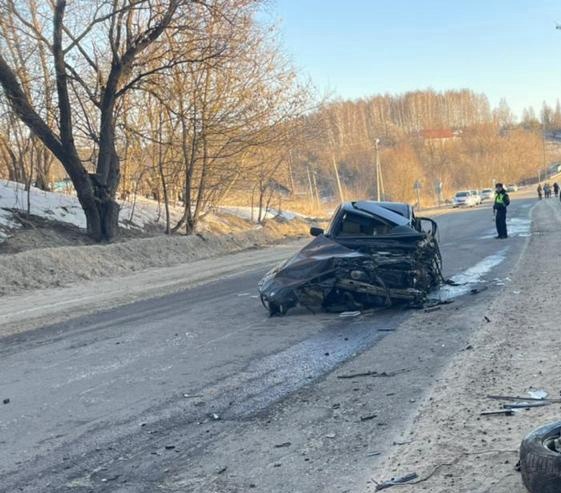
left=258, top=201, right=444, bottom=315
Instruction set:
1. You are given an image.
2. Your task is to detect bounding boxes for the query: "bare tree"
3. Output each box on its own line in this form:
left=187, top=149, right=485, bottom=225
left=0, top=0, right=233, bottom=240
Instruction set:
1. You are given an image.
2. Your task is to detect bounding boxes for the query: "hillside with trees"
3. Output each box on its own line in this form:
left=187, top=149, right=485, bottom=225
left=0, top=1, right=558, bottom=242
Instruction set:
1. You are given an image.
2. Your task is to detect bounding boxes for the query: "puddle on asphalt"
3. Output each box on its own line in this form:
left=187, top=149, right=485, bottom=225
left=481, top=217, right=531, bottom=239
left=431, top=248, right=509, bottom=301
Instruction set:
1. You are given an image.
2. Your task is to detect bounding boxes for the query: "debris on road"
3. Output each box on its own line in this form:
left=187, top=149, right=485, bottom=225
left=528, top=389, right=549, bottom=400
left=424, top=306, right=441, bottom=313
left=487, top=394, right=561, bottom=404
left=337, top=368, right=410, bottom=379
left=480, top=409, right=515, bottom=416
left=274, top=442, right=291, bottom=448
left=339, top=310, right=361, bottom=318
left=258, top=201, right=444, bottom=315
left=2, top=398, right=9, bottom=404
left=470, top=286, right=489, bottom=295
left=360, top=414, right=378, bottom=422
left=503, top=401, right=550, bottom=409
left=375, top=472, right=419, bottom=491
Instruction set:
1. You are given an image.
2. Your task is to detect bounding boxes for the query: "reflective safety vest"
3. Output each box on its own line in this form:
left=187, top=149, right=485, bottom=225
left=495, top=191, right=509, bottom=208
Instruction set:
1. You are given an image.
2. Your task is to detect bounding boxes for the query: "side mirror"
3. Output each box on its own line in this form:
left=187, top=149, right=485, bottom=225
left=310, top=226, right=324, bottom=237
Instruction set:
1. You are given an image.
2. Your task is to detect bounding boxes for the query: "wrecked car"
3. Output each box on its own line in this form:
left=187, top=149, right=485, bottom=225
left=258, top=201, right=444, bottom=315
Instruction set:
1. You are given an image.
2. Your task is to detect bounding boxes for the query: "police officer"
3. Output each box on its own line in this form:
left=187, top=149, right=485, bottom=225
left=493, top=183, right=510, bottom=239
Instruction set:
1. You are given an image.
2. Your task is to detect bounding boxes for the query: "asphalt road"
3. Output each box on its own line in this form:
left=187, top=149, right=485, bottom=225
left=0, top=193, right=538, bottom=493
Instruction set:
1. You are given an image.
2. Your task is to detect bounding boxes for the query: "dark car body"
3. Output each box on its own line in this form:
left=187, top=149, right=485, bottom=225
left=258, top=201, right=443, bottom=315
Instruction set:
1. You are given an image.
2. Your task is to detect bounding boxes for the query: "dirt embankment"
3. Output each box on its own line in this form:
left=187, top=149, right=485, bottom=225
left=0, top=219, right=312, bottom=296
left=370, top=198, right=561, bottom=492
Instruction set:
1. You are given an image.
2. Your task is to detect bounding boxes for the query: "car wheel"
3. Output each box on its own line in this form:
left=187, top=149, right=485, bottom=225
left=520, top=421, right=561, bottom=493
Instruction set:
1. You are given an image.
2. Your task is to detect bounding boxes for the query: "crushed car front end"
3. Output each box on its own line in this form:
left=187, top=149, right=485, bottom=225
left=258, top=201, right=443, bottom=316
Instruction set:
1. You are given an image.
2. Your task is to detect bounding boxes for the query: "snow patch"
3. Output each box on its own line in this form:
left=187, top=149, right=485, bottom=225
left=481, top=217, right=531, bottom=239
left=432, top=248, right=509, bottom=301
left=0, top=180, right=192, bottom=242
left=0, top=181, right=305, bottom=244
left=218, top=206, right=302, bottom=223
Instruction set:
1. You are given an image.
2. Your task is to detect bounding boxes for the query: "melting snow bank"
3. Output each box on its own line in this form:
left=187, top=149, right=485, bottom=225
left=430, top=247, right=509, bottom=301
left=0, top=180, right=183, bottom=241
left=0, top=219, right=312, bottom=296
left=0, top=181, right=309, bottom=244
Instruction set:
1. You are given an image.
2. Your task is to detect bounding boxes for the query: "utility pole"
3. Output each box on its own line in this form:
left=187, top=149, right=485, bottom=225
left=542, top=117, right=548, bottom=180
left=375, top=138, right=384, bottom=201
left=331, top=156, right=345, bottom=203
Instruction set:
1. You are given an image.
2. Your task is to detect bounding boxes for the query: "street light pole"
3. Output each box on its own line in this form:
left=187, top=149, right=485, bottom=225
left=375, top=138, right=382, bottom=201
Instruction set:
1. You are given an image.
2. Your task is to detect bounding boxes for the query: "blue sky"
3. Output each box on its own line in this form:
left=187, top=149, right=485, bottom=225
left=265, top=0, right=561, bottom=116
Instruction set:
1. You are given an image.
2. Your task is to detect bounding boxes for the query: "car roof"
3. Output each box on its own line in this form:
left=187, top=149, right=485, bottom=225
left=341, top=201, right=412, bottom=226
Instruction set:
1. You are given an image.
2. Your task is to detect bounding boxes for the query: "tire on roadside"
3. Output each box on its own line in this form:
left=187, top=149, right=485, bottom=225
left=520, top=421, right=561, bottom=493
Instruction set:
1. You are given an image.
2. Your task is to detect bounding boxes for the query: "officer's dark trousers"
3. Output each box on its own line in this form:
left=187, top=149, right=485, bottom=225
left=495, top=208, right=507, bottom=238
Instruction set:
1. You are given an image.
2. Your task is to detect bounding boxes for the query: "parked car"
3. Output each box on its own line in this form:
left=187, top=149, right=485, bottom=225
left=258, top=201, right=443, bottom=315
left=506, top=184, right=519, bottom=192
left=452, top=191, right=478, bottom=208
left=480, top=188, right=494, bottom=201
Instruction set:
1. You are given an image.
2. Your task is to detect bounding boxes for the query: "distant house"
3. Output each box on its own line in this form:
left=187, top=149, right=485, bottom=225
left=420, top=128, right=462, bottom=145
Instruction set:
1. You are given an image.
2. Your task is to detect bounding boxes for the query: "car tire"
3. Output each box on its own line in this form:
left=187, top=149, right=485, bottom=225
left=520, top=421, right=561, bottom=493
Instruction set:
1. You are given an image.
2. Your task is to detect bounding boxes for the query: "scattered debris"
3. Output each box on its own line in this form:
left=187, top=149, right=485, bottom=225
left=367, top=451, right=382, bottom=457
left=484, top=315, right=491, bottom=323
left=339, top=311, right=361, bottom=318
left=424, top=306, right=441, bottom=313
left=487, top=394, right=561, bottom=403
left=393, top=440, right=413, bottom=446
left=274, top=442, right=291, bottom=448
left=528, top=389, right=549, bottom=400
left=210, top=413, right=221, bottom=421
left=375, top=472, right=419, bottom=491
left=503, top=401, right=550, bottom=409
left=480, top=409, right=515, bottom=416
left=183, top=393, right=203, bottom=399
left=360, top=414, right=378, bottom=422
left=2, top=398, right=9, bottom=405
left=378, top=328, right=396, bottom=332
left=164, top=445, right=176, bottom=450
left=470, top=286, right=489, bottom=295
left=337, top=368, right=410, bottom=380
left=216, top=466, right=228, bottom=475
left=325, top=433, right=336, bottom=439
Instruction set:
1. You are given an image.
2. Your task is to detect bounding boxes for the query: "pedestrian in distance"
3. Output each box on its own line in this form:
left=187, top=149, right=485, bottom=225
left=537, top=183, right=543, bottom=200
left=493, top=183, right=510, bottom=239
left=554, top=182, right=560, bottom=198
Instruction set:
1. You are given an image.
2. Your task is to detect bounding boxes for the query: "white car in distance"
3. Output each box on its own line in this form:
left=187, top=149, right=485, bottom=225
left=452, top=190, right=478, bottom=208
left=470, top=190, right=482, bottom=204
left=480, top=188, right=493, bottom=201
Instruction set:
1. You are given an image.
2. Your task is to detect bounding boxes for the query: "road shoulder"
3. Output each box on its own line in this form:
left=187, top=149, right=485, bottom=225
left=369, top=198, right=561, bottom=492
left=0, top=239, right=305, bottom=338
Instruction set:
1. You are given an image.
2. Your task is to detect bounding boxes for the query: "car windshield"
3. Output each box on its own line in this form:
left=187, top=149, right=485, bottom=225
left=455, top=192, right=469, bottom=197
left=336, top=211, right=392, bottom=237
left=482, top=189, right=492, bottom=193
